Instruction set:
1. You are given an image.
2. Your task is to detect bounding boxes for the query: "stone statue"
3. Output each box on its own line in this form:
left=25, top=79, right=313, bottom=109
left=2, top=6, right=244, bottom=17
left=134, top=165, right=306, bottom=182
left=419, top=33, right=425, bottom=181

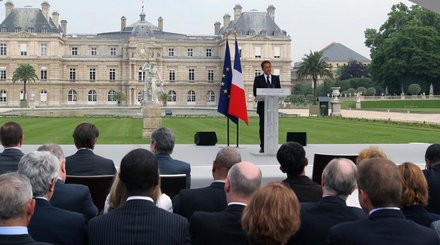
left=142, top=62, right=164, bottom=104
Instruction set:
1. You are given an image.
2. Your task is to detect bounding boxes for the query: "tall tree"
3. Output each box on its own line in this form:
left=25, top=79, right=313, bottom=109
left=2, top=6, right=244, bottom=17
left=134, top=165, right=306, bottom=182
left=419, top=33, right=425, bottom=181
left=296, top=51, right=333, bottom=104
left=339, top=61, right=370, bottom=80
left=12, top=64, right=38, bottom=102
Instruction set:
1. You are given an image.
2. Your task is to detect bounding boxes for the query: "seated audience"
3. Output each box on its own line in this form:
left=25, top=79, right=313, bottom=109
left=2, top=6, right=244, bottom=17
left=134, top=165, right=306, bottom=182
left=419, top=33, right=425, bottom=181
left=88, top=149, right=189, bottom=245
left=66, top=123, right=116, bottom=176
left=356, top=145, right=387, bottom=163
left=190, top=161, right=262, bottom=245
left=151, top=127, right=191, bottom=188
left=276, top=142, right=322, bottom=202
left=289, top=158, right=366, bottom=245
left=328, top=158, right=439, bottom=244
left=0, top=122, right=24, bottom=174
left=398, top=162, right=440, bottom=227
left=424, top=144, right=440, bottom=214
left=173, top=147, right=241, bottom=219
left=38, top=144, right=98, bottom=220
left=242, top=182, right=301, bottom=245
left=0, top=173, right=51, bottom=245
left=18, top=151, right=87, bottom=245
left=103, top=170, right=172, bottom=213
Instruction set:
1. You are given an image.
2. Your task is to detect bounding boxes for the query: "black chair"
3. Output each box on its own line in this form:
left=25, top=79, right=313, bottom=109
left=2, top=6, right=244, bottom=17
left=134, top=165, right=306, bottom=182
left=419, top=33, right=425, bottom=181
left=312, top=154, right=358, bottom=184
left=65, top=175, right=115, bottom=213
left=160, top=174, right=187, bottom=198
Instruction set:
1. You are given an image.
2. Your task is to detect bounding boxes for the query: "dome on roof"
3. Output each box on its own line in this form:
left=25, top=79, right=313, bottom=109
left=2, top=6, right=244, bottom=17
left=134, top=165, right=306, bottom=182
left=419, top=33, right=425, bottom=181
left=124, top=13, right=159, bottom=37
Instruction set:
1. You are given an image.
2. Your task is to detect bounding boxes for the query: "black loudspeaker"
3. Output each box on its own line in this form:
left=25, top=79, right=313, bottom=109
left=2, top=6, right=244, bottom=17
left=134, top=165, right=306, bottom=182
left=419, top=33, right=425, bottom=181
left=194, top=132, right=217, bottom=146
left=286, top=132, right=307, bottom=146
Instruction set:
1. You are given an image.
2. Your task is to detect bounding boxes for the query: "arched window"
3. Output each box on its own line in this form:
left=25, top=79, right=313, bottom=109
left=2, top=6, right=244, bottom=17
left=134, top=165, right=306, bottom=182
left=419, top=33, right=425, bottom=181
left=67, top=90, right=77, bottom=102
left=137, top=91, right=144, bottom=102
left=0, top=90, right=6, bottom=102
left=40, top=89, right=47, bottom=102
left=88, top=90, right=97, bottom=102
left=108, top=90, right=116, bottom=101
left=168, top=90, right=176, bottom=102
left=187, top=90, right=196, bottom=102
left=138, top=67, right=145, bottom=82
left=207, top=90, right=215, bottom=102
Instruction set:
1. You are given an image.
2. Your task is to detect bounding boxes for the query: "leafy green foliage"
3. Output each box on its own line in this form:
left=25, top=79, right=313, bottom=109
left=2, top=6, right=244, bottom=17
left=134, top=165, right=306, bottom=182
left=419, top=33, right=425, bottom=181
left=408, top=84, right=422, bottom=95
left=339, top=61, right=370, bottom=80
left=12, top=64, right=38, bottom=102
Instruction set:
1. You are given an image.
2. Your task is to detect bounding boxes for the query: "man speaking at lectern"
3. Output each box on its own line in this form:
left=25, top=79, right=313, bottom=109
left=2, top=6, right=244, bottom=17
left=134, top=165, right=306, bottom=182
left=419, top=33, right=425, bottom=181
left=253, top=60, right=281, bottom=153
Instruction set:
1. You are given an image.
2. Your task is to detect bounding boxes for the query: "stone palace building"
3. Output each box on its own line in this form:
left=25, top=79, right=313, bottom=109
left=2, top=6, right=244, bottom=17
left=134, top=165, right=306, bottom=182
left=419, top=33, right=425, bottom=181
left=0, top=1, right=291, bottom=107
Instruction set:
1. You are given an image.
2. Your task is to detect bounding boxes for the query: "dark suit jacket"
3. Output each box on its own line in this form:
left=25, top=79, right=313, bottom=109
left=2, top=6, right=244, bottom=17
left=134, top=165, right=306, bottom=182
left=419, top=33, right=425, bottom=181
left=88, top=199, right=190, bottom=245
left=190, top=204, right=248, bottom=245
left=424, top=165, right=440, bottom=214
left=28, top=198, right=87, bottom=245
left=156, top=153, right=191, bottom=189
left=328, top=209, right=440, bottom=245
left=0, top=148, right=24, bottom=174
left=283, top=175, right=322, bottom=202
left=288, top=196, right=366, bottom=245
left=173, top=181, right=227, bottom=219
left=0, top=234, right=52, bottom=245
left=65, top=149, right=116, bottom=176
left=50, top=179, right=98, bottom=220
left=253, top=74, right=281, bottom=114
left=402, top=205, right=440, bottom=227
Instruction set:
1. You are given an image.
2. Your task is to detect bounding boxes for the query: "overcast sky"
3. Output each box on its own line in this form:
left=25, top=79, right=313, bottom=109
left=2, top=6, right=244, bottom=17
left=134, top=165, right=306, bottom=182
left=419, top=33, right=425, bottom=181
left=1, top=0, right=415, bottom=62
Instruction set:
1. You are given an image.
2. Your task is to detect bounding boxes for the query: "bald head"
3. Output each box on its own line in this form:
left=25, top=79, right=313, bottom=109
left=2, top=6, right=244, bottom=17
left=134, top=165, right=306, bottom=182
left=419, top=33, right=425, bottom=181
left=227, top=161, right=262, bottom=198
left=322, top=158, right=357, bottom=197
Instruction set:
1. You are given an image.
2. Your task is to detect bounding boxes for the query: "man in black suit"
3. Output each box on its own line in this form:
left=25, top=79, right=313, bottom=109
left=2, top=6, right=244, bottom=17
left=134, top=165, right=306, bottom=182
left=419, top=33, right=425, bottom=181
left=173, top=147, right=241, bottom=219
left=289, top=158, right=366, bottom=245
left=18, top=151, right=88, bottom=245
left=424, top=144, right=440, bottom=214
left=88, top=149, right=190, bottom=245
left=328, top=158, right=439, bottom=245
left=276, top=142, right=322, bottom=202
left=0, top=173, right=51, bottom=245
left=190, top=161, right=262, bottom=245
left=38, top=144, right=98, bottom=220
left=151, top=127, right=191, bottom=188
left=253, top=60, right=281, bottom=153
left=0, top=122, right=25, bottom=174
left=65, top=123, right=116, bottom=176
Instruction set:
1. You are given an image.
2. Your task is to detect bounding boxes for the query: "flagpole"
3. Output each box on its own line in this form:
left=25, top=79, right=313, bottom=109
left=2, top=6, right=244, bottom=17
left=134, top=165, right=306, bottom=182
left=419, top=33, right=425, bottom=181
left=225, top=31, right=230, bottom=146
left=234, top=29, right=239, bottom=149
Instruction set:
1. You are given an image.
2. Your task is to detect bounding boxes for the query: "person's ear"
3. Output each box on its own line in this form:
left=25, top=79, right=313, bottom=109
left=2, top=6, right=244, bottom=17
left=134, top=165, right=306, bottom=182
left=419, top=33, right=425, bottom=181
left=426, top=159, right=432, bottom=170
left=49, top=178, right=56, bottom=193
left=321, top=174, right=325, bottom=188
left=26, top=199, right=35, bottom=222
left=304, top=157, right=309, bottom=167
left=19, top=135, right=24, bottom=146
left=279, top=166, right=286, bottom=173
left=212, top=161, right=217, bottom=173
left=224, top=178, right=230, bottom=194
left=350, top=184, right=357, bottom=195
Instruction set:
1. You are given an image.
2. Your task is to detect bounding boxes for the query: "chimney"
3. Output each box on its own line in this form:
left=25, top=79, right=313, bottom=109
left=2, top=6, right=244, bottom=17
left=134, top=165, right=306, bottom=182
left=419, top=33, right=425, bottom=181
left=60, top=20, right=67, bottom=34
left=214, top=21, right=221, bottom=35
left=41, top=1, right=50, bottom=21
left=223, top=14, right=231, bottom=29
left=267, top=5, right=276, bottom=21
left=120, top=16, right=126, bottom=31
left=5, top=1, right=14, bottom=17
left=52, top=11, right=59, bottom=29
left=233, top=4, right=242, bottom=23
left=158, top=17, right=163, bottom=32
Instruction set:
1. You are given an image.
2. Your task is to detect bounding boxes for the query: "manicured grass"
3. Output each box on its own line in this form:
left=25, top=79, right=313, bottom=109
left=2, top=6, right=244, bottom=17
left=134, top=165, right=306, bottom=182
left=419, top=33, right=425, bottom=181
left=0, top=117, right=439, bottom=144
left=343, top=100, right=440, bottom=113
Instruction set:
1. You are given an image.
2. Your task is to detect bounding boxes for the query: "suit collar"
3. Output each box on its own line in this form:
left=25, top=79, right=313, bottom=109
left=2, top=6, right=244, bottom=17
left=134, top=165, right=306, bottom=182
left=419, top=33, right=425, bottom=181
left=401, top=205, right=430, bottom=215
left=318, top=196, right=347, bottom=206
left=369, top=208, right=405, bottom=219
left=34, top=197, right=52, bottom=208
left=156, top=153, right=172, bottom=159
left=210, top=181, right=225, bottom=189
left=123, top=199, right=156, bottom=208
left=1, top=148, right=23, bottom=155
left=225, top=204, right=246, bottom=212
left=76, top=148, right=94, bottom=155
left=284, top=175, right=317, bottom=185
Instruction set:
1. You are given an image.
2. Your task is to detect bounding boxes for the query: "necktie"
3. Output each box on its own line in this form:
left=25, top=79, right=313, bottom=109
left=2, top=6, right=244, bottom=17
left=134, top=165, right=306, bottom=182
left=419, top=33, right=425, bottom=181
left=266, top=75, right=271, bottom=88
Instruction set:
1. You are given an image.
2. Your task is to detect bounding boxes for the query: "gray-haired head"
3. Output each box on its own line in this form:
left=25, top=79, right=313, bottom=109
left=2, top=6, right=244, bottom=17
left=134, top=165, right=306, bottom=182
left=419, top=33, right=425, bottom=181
left=37, top=143, right=65, bottom=161
left=18, top=151, right=59, bottom=197
left=0, top=173, right=33, bottom=222
left=322, top=158, right=357, bottom=198
left=151, top=127, right=175, bottom=154
left=228, top=161, right=262, bottom=198
left=215, top=147, right=241, bottom=170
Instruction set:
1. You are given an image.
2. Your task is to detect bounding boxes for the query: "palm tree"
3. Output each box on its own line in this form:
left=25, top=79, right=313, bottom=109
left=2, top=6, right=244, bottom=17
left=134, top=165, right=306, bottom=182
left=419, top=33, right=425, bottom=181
left=12, top=64, right=38, bottom=103
left=297, top=51, right=333, bottom=104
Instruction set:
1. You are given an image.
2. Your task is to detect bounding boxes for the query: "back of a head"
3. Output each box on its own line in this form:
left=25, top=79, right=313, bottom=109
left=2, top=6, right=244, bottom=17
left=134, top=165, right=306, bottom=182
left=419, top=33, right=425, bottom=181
left=17, top=151, right=59, bottom=197
left=426, top=144, right=440, bottom=166
left=0, top=122, right=23, bottom=147
left=73, top=123, right=99, bottom=149
left=276, top=142, right=306, bottom=176
left=323, top=158, right=357, bottom=197
left=37, top=143, right=65, bottom=161
left=357, top=146, right=387, bottom=164
left=0, top=173, right=33, bottom=224
left=119, top=148, right=159, bottom=196
left=228, top=162, right=262, bottom=198
left=357, top=158, right=402, bottom=208
left=242, top=182, right=301, bottom=245
left=215, top=147, right=241, bottom=170
left=151, top=127, right=175, bottom=154
left=398, top=162, right=429, bottom=207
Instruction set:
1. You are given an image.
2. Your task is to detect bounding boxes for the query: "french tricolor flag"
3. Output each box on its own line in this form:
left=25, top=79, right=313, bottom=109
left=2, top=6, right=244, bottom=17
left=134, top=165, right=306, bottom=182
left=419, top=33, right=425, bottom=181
left=228, top=39, right=249, bottom=125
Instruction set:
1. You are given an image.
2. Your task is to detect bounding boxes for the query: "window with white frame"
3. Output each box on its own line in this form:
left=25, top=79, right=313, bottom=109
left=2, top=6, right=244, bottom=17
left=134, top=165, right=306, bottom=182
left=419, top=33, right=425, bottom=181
left=40, top=44, right=48, bottom=56
left=69, top=68, right=76, bottom=81
left=169, top=69, right=176, bottom=81
left=40, top=89, right=47, bottom=102
left=0, top=90, right=6, bottom=102
left=168, top=48, right=174, bottom=57
left=208, top=69, right=214, bottom=82
left=255, top=69, right=262, bottom=77
left=91, top=47, right=97, bottom=56
left=15, top=27, right=21, bottom=33
left=20, top=44, right=27, bottom=56
left=207, top=90, right=215, bottom=102
left=89, top=68, right=96, bottom=81
left=187, top=90, right=196, bottom=102
left=0, top=44, right=6, bottom=56
left=138, top=67, right=145, bottom=82
left=40, top=67, right=47, bottom=80
left=239, top=47, right=242, bottom=58
left=110, top=47, right=117, bottom=56
left=67, top=90, right=77, bottom=102
left=254, top=47, right=261, bottom=58
left=206, top=48, right=212, bottom=57
left=0, top=67, right=6, bottom=80
left=188, top=69, right=195, bottom=81
left=168, top=90, right=177, bottom=102
left=88, top=90, right=97, bottom=102
left=274, top=47, right=281, bottom=59
left=187, top=48, right=193, bottom=57
left=71, top=47, right=78, bottom=56
left=108, top=90, right=116, bottom=101
left=137, top=91, right=143, bottom=102
left=109, top=68, right=116, bottom=81
left=0, top=27, right=7, bottom=33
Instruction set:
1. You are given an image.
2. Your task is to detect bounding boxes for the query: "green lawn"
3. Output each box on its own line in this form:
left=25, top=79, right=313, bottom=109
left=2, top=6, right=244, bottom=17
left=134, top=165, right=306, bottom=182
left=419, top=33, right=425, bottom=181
left=343, top=100, right=440, bottom=113
left=0, top=117, right=439, bottom=144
